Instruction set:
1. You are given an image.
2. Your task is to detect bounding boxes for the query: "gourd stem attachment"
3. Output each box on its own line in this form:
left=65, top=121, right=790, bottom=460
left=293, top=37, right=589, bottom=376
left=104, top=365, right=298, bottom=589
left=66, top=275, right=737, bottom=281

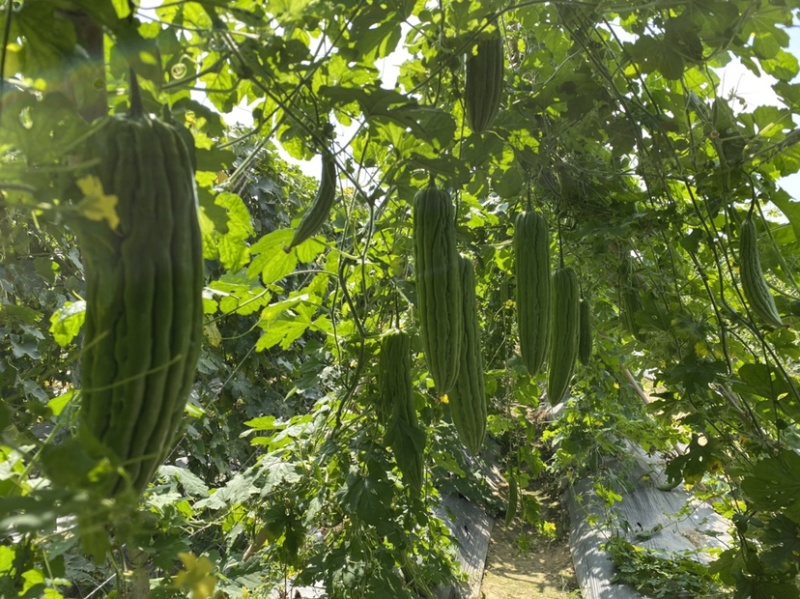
left=128, top=68, right=144, bottom=118
left=747, top=199, right=757, bottom=219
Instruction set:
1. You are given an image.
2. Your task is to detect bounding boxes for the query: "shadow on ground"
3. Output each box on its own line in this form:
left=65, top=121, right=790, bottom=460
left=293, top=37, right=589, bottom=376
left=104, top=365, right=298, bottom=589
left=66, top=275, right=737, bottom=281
left=480, top=520, right=580, bottom=599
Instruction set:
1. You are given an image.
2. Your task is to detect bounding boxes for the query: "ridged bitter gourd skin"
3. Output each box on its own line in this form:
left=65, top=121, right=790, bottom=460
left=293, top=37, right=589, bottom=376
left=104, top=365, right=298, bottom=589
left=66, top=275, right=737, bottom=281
left=618, top=256, right=641, bottom=338
left=739, top=216, right=783, bottom=329
left=76, top=90, right=203, bottom=496
left=450, top=256, right=487, bottom=455
left=412, top=182, right=463, bottom=394
left=380, top=330, right=425, bottom=494
left=514, top=211, right=551, bottom=376
left=465, top=31, right=504, bottom=134
left=547, top=267, right=579, bottom=405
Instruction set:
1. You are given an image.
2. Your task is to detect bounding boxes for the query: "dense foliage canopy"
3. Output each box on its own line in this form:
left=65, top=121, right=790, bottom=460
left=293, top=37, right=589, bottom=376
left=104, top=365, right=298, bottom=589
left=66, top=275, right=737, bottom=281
left=2, top=0, right=800, bottom=597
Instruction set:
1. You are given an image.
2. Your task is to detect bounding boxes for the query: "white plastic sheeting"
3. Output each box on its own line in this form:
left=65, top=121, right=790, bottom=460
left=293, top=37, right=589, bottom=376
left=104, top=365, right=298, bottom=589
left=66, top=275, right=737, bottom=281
left=566, top=444, right=731, bottom=599
left=433, top=492, right=494, bottom=599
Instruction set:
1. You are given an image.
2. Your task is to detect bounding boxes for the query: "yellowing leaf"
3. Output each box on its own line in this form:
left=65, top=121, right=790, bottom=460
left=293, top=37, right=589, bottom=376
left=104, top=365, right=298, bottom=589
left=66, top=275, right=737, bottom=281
left=21, top=568, right=45, bottom=595
left=694, top=342, right=709, bottom=358
left=76, top=176, right=120, bottom=230
left=205, top=322, right=222, bottom=347
left=0, top=545, right=15, bottom=573
left=47, top=390, right=74, bottom=417
left=49, top=300, right=86, bottom=347
left=389, top=255, right=404, bottom=277
left=111, top=0, right=131, bottom=18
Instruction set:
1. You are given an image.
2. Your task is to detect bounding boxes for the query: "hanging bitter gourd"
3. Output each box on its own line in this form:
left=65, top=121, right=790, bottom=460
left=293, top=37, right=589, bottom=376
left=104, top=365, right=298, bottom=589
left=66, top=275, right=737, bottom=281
left=285, top=149, right=337, bottom=252
left=618, top=256, right=641, bottom=338
left=578, top=297, right=592, bottom=366
left=450, top=256, right=487, bottom=455
left=413, top=182, right=463, bottom=394
left=75, top=77, right=203, bottom=496
left=547, top=267, right=579, bottom=405
left=465, top=29, right=504, bottom=134
left=380, top=330, right=425, bottom=494
left=739, top=215, right=783, bottom=329
left=514, top=211, right=550, bottom=376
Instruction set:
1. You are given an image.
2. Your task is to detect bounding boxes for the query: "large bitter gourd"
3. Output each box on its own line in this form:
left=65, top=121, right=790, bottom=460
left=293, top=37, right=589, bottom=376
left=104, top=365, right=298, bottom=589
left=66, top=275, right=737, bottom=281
left=739, top=216, right=783, bottom=329
left=412, top=182, right=463, bottom=394
left=514, top=211, right=551, bottom=376
left=76, top=79, right=203, bottom=496
left=450, top=256, right=487, bottom=455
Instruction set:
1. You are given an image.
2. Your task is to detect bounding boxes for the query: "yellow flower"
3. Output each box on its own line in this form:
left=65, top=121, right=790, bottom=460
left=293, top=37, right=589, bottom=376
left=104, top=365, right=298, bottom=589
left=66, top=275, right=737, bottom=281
left=76, top=176, right=120, bottom=230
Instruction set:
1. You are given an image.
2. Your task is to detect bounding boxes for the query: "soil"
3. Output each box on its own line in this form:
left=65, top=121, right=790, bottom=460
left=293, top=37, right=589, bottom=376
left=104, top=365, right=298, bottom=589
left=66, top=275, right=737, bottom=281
left=480, top=490, right=582, bottom=599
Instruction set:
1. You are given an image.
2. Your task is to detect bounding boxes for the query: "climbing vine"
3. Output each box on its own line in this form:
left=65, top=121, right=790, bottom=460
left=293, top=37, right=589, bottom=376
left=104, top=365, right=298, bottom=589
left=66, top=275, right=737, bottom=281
left=1, top=0, right=800, bottom=597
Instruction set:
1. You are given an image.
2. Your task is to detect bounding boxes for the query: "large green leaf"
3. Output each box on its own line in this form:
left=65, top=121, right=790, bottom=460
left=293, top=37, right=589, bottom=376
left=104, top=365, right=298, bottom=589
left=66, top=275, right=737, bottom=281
left=742, top=450, right=800, bottom=522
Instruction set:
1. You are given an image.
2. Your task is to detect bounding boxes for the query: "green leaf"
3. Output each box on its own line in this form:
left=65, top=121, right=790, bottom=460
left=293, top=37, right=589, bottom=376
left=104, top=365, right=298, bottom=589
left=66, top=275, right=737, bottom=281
left=762, top=50, right=800, bottom=81
left=320, top=85, right=455, bottom=148
left=40, top=439, right=101, bottom=490
left=341, top=472, right=394, bottom=528
left=761, top=515, right=800, bottom=571
left=243, top=415, right=284, bottom=432
left=256, top=316, right=311, bottom=351
left=735, top=363, right=791, bottom=401
left=21, top=568, right=45, bottom=595
left=247, top=229, right=297, bottom=284
left=0, top=302, right=42, bottom=326
left=656, top=44, right=685, bottom=80
left=665, top=434, right=723, bottom=485
left=215, top=192, right=255, bottom=271
left=268, top=0, right=312, bottom=21
left=10, top=3, right=77, bottom=77
left=772, top=187, right=800, bottom=241
left=157, top=465, right=209, bottom=497
left=742, top=450, right=800, bottom=522
left=292, top=236, right=327, bottom=264
left=194, top=473, right=258, bottom=511
left=259, top=293, right=314, bottom=322
left=10, top=336, right=40, bottom=360
left=196, top=145, right=236, bottom=172
left=198, top=187, right=229, bottom=234
left=493, top=165, right=524, bottom=198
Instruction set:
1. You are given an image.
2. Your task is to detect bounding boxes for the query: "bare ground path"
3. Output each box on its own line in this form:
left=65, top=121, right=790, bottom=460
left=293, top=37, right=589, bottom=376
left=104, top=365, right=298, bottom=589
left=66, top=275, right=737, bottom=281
left=480, top=487, right=581, bottom=599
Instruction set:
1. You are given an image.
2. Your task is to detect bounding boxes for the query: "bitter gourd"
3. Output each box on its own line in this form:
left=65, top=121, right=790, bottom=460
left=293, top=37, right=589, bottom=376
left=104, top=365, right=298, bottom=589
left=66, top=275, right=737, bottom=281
left=285, top=150, right=337, bottom=252
left=514, top=211, right=550, bottom=376
left=465, top=30, right=504, bottom=134
left=618, top=256, right=641, bottom=338
left=380, top=329, right=425, bottom=494
left=739, top=216, right=783, bottom=329
left=413, top=182, right=463, bottom=394
left=450, top=256, right=487, bottom=455
left=75, top=77, right=203, bottom=496
left=547, top=267, right=579, bottom=405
